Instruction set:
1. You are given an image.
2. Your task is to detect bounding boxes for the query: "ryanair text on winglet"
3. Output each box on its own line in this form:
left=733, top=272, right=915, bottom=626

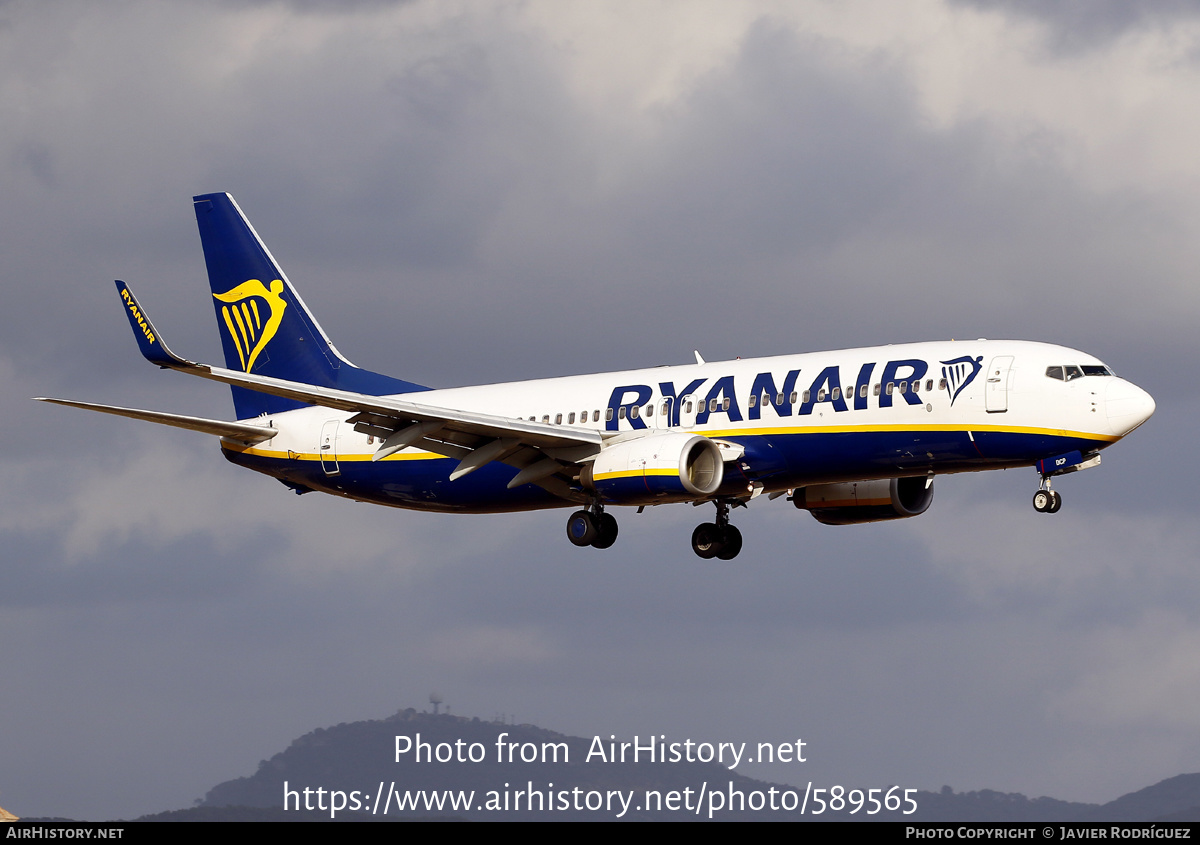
left=121, top=287, right=155, bottom=345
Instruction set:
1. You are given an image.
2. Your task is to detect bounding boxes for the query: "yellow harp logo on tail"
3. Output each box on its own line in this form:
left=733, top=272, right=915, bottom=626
left=213, top=279, right=287, bottom=372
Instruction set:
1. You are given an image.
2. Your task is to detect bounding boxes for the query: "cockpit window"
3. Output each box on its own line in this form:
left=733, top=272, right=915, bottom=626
left=1048, top=364, right=1114, bottom=380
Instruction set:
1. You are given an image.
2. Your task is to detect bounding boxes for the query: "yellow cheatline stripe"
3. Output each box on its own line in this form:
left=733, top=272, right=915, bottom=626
left=224, top=424, right=1113, bottom=465
left=221, top=307, right=247, bottom=370
left=703, top=422, right=1118, bottom=442
left=222, top=443, right=447, bottom=462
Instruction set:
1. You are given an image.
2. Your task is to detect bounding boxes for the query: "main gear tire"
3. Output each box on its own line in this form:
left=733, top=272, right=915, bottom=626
left=567, top=510, right=598, bottom=546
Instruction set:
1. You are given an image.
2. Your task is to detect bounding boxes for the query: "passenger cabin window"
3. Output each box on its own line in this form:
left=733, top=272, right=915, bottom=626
left=542, top=415, right=550, bottom=423
left=817, top=388, right=826, bottom=401
left=748, top=394, right=757, bottom=408
left=938, top=378, right=947, bottom=390
left=860, top=385, right=868, bottom=399
left=645, top=404, right=653, bottom=417
left=553, top=413, right=561, bottom=424
left=618, top=407, right=627, bottom=420
left=925, top=379, right=933, bottom=392
left=789, top=391, right=798, bottom=404
left=776, top=393, right=785, bottom=406
left=802, top=390, right=811, bottom=403
left=886, top=382, right=894, bottom=395
left=605, top=409, right=613, bottom=422
left=568, top=412, right=576, bottom=424
left=831, top=387, right=841, bottom=400
left=722, top=398, right=730, bottom=411
left=629, top=405, right=639, bottom=420
left=593, top=410, right=601, bottom=422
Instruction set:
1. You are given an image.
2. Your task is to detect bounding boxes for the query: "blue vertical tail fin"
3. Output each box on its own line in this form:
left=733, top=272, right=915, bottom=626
left=193, top=193, right=426, bottom=418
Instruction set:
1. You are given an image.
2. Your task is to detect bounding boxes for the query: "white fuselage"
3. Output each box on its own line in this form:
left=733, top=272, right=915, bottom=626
left=220, top=339, right=1153, bottom=513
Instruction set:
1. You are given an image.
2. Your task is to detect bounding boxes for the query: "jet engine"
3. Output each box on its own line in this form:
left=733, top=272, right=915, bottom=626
left=582, top=432, right=724, bottom=504
left=794, top=477, right=934, bottom=525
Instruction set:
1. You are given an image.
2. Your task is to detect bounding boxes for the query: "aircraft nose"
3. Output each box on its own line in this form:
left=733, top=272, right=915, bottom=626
left=1105, top=378, right=1155, bottom=436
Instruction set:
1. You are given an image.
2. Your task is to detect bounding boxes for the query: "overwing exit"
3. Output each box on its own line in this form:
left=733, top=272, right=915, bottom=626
left=37, top=193, right=1156, bottom=560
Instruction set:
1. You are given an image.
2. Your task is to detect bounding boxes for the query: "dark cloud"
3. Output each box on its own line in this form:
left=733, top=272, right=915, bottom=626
left=0, top=0, right=1196, bottom=821
left=952, top=0, right=1200, bottom=51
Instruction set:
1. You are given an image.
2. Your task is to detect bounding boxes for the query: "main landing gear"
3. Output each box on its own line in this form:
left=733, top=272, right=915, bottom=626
left=566, top=505, right=618, bottom=549
left=1032, top=480, right=1062, bottom=514
left=691, top=500, right=743, bottom=560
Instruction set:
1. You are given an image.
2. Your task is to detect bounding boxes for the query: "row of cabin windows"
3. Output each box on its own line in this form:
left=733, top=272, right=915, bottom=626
left=528, top=379, right=951, bottom=426
left=745, top=378, right=940, bottom=407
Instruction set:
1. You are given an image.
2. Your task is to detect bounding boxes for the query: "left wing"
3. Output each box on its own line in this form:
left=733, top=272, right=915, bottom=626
left=34, top=398, right=277, bottom=444
left=113, top=281, right=603, bottom=500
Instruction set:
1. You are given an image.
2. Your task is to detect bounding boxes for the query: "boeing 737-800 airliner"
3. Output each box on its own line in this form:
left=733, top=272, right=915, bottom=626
left=38, top=193, right=1156, bottom=560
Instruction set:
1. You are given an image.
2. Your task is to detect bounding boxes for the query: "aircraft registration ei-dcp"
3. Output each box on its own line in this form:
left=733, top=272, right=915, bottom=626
left=39, top=193, right=1156, bottom=560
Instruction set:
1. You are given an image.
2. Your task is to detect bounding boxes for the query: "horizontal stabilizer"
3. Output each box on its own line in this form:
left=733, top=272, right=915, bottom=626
left=35, top=398, right=277, bottom=443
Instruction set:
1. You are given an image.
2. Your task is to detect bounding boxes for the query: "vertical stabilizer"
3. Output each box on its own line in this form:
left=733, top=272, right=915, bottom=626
left=193, top=193, right=426, bottom=418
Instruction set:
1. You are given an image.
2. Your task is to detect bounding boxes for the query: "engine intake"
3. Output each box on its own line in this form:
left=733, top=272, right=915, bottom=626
left=584, top=433, right=724, bottom=504
left=794, top=477, right=934, bottom=525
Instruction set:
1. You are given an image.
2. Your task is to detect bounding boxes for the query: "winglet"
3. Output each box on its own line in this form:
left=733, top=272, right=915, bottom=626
left=114, top=281, right=191, bottom=368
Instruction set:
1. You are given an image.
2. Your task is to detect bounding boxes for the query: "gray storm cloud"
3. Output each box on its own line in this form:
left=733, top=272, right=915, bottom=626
left=0, top=0, right=1196, bottom=819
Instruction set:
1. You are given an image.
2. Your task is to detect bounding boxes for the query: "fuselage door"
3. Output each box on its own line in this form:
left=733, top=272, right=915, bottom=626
left=985, top=356, right=1014, bottom=413
left=320, top=419, right=341, bottom=476
left=655, top=397, right=673, bottom=430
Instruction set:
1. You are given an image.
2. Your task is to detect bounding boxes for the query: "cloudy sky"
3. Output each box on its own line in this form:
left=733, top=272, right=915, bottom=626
left=2, top=0, right=1198, bottom=820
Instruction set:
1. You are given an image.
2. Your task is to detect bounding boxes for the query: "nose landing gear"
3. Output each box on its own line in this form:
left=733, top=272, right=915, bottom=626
left=1032, top=481, right=1062, bottom=514
left=691, top=500, right=743, bottom=560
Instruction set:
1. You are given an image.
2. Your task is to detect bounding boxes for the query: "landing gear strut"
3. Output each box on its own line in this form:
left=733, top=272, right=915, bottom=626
left=566, top=503, right=618, bottom=549
left=1032, top=478, right=1062, bottom=514
left=691, top=500, right=743, bottom=560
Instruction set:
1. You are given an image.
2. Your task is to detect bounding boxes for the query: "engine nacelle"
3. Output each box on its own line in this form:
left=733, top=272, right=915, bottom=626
left=583, top=433, right=724, bottom=504
left=794, top=477, right=934, bottom=525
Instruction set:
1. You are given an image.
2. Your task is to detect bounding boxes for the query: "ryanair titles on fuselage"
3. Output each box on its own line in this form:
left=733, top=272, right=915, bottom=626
left=600, top=353, right=984, bottom=431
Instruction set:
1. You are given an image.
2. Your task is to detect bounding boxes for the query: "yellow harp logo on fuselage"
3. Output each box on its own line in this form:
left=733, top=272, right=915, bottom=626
left=214, top=279, right=287, bottom=372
